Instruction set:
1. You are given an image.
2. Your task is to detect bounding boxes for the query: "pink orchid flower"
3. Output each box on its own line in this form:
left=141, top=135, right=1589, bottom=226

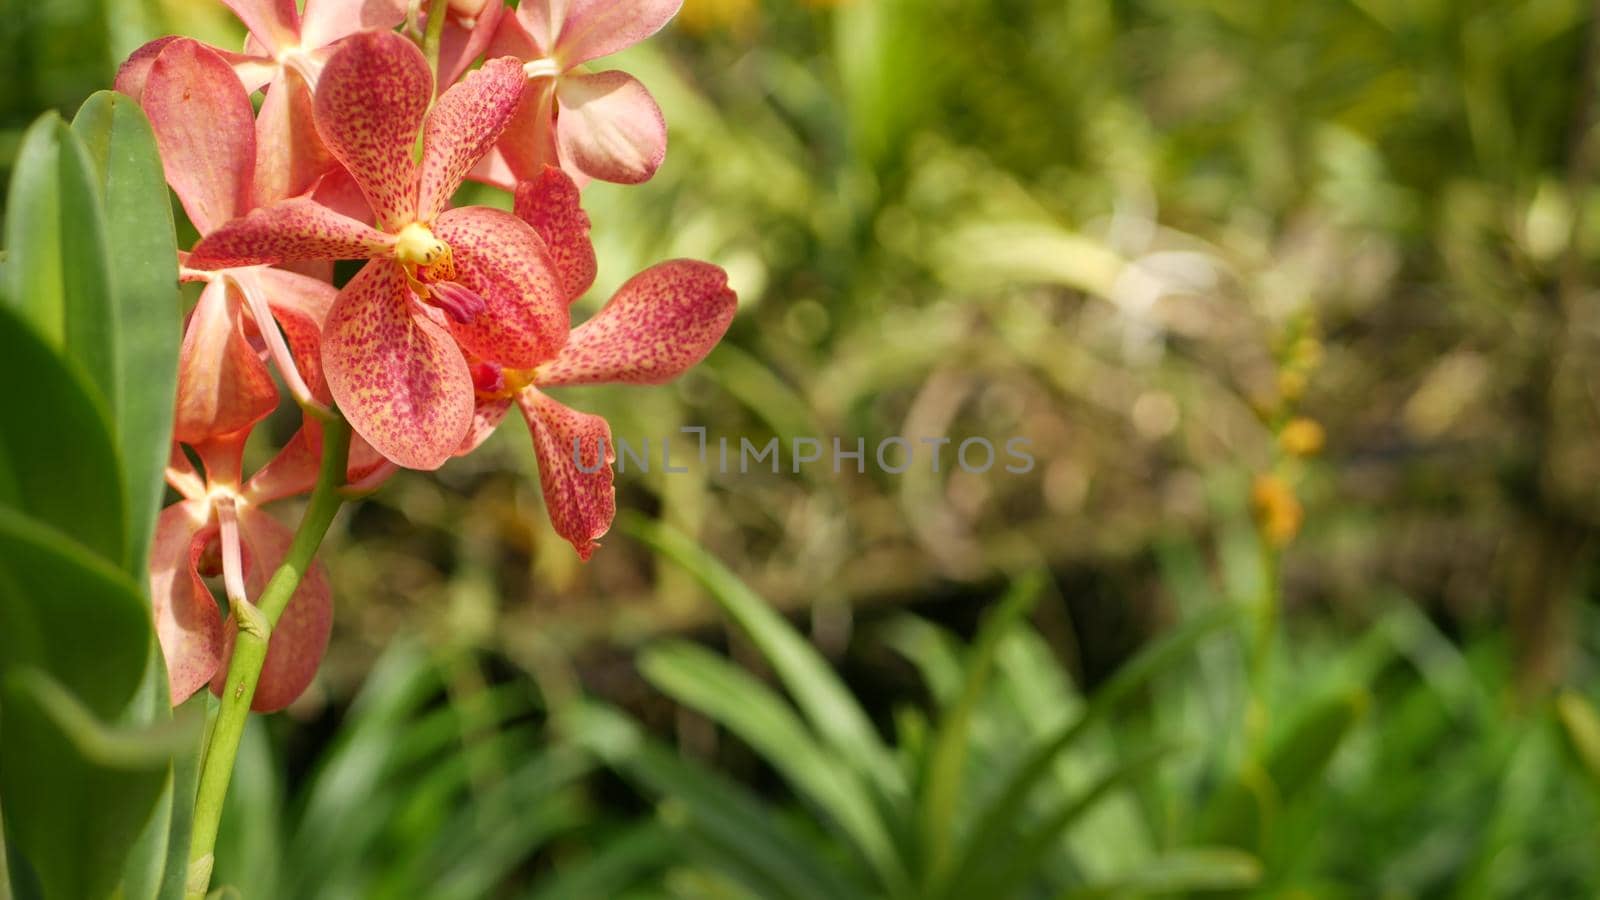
left=462, top=168, right=738, bottom=558
left=153, top=440, right=332, bottom=712
left=188, top=31, right=569, bottom=472
left=475, top=0, right=682, bottom=188
left=432, top=0, right=509, bottom=91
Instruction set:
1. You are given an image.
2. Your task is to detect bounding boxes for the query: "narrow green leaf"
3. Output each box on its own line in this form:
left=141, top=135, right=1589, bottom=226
left=71, top=91, right=181, bottom=577
left=943, top=607, right=1236, bottom=898
left=1058, top=848, right=1263, bottom=899
left=1556, top=690, right=1600, bottom=789
left=3, top=114, right=68, bottom=345
left=641, top=641, right=905, bottom=892
left=919, top=570, right=1045, bottom=888
left=0, top=303, right=127, bottom=566
left=622, top=516, right=901, bottom=796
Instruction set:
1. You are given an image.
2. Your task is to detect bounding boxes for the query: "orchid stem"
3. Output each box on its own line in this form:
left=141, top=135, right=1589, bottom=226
left=422, top=0, right=449, bottom=80
left=184, top=415, right=352, bottom=900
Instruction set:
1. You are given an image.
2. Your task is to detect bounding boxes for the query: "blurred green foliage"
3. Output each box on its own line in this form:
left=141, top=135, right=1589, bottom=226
left=6, top=0, right=1600, bottom=896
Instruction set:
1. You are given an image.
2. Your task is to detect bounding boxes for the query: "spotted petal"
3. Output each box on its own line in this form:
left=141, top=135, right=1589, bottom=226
left=538, top=260, right=736, bottom=386
left=209, top=506, right=331, bottom=712
left=434, top=206, right=568, bottom=368
left=313, top=30, right=432, bottom=230
left=149, top=501, right=224, bottom=705
left=187, top=198, right=395, bottom=269
left=174, top=280, right=278, bottom=445
left=518, top=389, right=615, bottom=560
left=418, top=56, right=528, bottom=221
left=323, top=260, right=474, bottom=470
left=141, top=39, right=256, bottom=234
left=555, top=70, right=667, bottom=185
left=514, top=166, right=596, bottom=302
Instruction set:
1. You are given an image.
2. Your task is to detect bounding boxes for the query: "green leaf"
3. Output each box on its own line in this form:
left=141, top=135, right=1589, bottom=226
left=566, top=703, right=868, bottom=900
left=2, top=112, right=118, bottom=412
left=0, top=303, right=127, bottom=566
left=1554, top=691, right=1600, bottom=791
left=622, top=516, right=901, bottom=797
left=0, top=505, right=147, bottom=718
left=918, top=571, right=1045, bottom=888
left=71, top=91, right=181, bottom=577
left=0, top=668, right=194, bottom=900
left=640, top=641, right=905, bottom=892
left=1058, top=848, right=1263, bottom=899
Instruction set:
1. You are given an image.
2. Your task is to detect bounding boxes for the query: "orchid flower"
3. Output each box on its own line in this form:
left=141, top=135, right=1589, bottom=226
left=188, top=30, right=569, bottom=472
left=153, top=442, right=333, bottom=712
left=461, top=168, right=738, bottom=558
left=118, top=0, right=407, bottom=202
left=430, top=0, right=509, bottom=91
left=475, top=0, right=682, bottom=188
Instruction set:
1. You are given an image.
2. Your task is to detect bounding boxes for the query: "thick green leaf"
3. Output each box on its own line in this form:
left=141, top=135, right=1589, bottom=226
left=2, top=112, right=118, bottom=411
left=641, top=641, right=905, bottom=892
left=71, top=91, right=181, bottom=577
left=0, top=669, right=192, bottom=900
left=0, top=506, right=146, bottom=718
left=0, top=304, right=126, bottom=566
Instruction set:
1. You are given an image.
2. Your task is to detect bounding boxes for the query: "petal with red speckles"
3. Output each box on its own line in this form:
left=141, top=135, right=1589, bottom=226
left=187, top=197, right=395, bottom=269
left=418, top=56, right=527, bottom=220
left=299, top=0, right=407, bottom=50
left=458, top=395, right=512, bottom=456
left=555, top=70, right=667, bottom=185
left=313, top=31, right=431, bottom=229
left=221, top=0, right=300, bottom=54
left=518, top=389, right=614, bottom=559
left=322, top=260, right=474, bottom=470
left=149, top=501, right=224, bottom=705
left=141, top=40, right=256, bottom=234
left=538, top=260, right=736, bottom=387
left=253, top=68, right=334, bottom=207
left=174, top=280, right=278, bottom=445
left=514, top=166, right=595, bottom=303
left=208, top=506, right=331, bottom=712
left=433, top=206, right=567, bottom=368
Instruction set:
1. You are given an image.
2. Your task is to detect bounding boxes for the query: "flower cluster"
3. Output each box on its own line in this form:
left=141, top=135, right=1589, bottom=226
left=124, top=0, right=737, bottom=710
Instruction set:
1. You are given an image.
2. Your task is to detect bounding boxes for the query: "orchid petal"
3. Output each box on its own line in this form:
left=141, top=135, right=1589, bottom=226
left=208, top=506, right=331, bottom=712
left=538, top=260, right=736, bottom=387
left=141, top=39, right=256, bottom=234
left=299, top=0, right=407, bottom=51
left=117, top=37, right=276, bottom=100
left=437, top=0, right=507, bottom=88
left=187, top=197, right=395, bottom=269
left=221, top=0, right=300, bottom=54
left=491, top=78, right=561, bottom=185
left=244, top=420, right=389, bottom=504
left=322, top=260, right=474, bottom=470
left=313, top=31, right=431, bottom=230
left=457, top=395, right=513, bottom=456
left=174, top=280, right=278, bottom=445
left=434, top=206, right=568, bottom=368
left=518, top=389, right=614, bottom=560
left=505, top=0, right=557, bottom=57
left=166, top=444, right=207, bottom=501
left=555, top=70, right=668, bottom=185
left=253, top=68, right=334, bottom=208
left=417, top=56, right=527, bottom=221
left=539, top=0, right=682, bottom=67
left=149, top=501, right=224, bottom=705
left=514, top=166, right=596, bottom=303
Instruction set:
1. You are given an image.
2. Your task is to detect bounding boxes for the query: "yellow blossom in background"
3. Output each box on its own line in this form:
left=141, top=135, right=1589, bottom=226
left=1279, top=417, right=1326, bottom=458
left=1252, top=473, right=1304, bottom=548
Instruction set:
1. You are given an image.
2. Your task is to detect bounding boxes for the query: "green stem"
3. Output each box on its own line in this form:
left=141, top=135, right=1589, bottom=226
left=184, top=417, right=351, bottom=900
left=422, top=0, right=449, bottom=80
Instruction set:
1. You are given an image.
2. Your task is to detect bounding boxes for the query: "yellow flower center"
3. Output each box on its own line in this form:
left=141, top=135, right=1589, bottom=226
left=394, top=222, right=451, bottom=267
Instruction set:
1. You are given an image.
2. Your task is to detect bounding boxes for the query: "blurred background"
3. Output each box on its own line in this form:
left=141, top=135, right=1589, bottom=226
left=5, top=0, right=1600, bottom=896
